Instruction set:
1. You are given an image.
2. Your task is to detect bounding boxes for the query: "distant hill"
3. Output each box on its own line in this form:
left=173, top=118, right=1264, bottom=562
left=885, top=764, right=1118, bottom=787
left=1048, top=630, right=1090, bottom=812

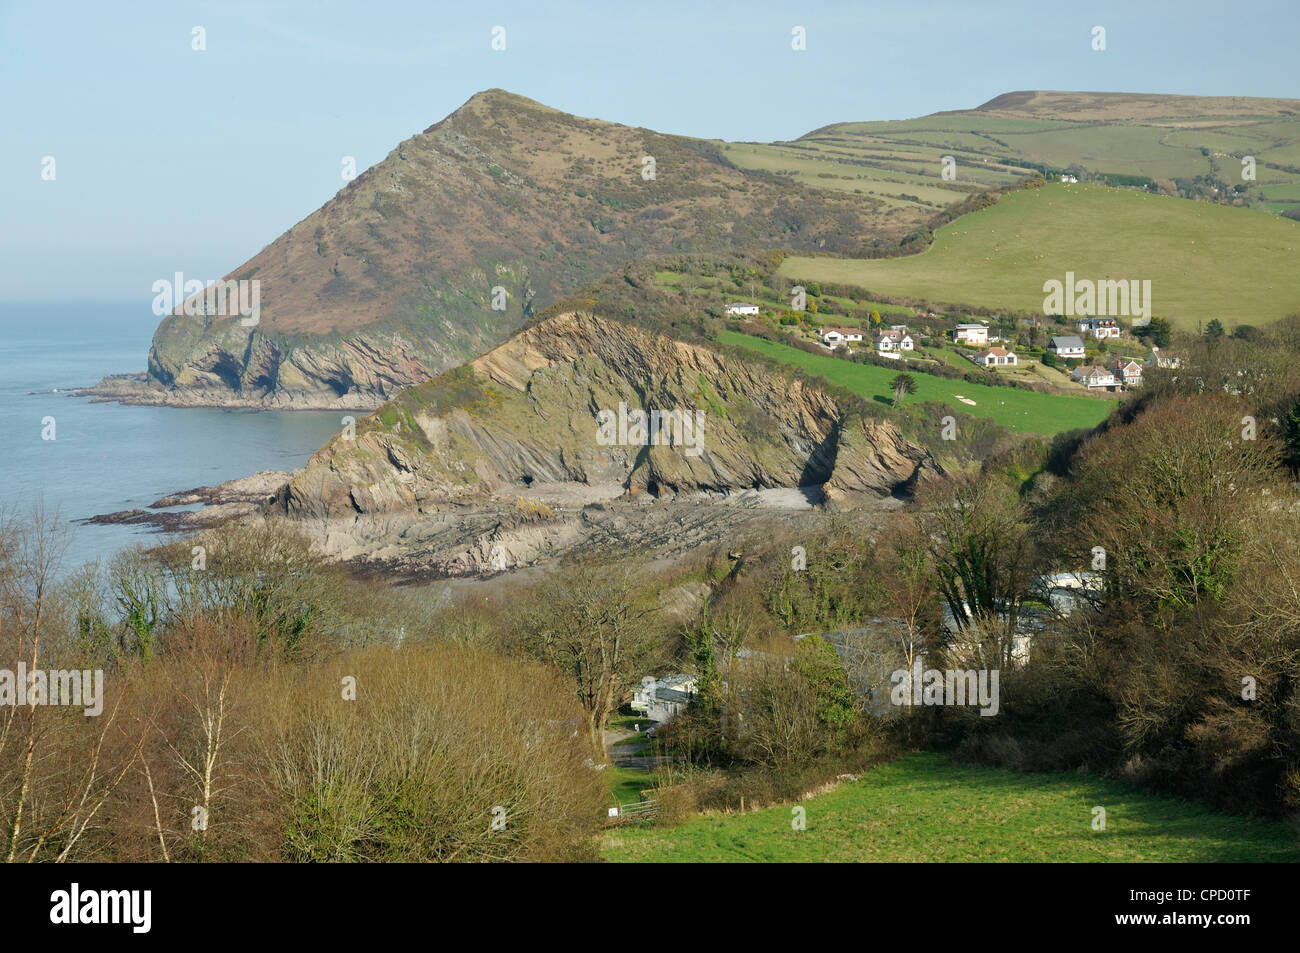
left=724, top=90, right=1300, bottom=222
left=971, top=89, right=1300, bottom=121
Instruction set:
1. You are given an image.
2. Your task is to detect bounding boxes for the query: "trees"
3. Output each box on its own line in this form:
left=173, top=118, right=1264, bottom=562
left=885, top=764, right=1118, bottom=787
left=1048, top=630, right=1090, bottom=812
left=513, top=562, right=664, bottom=758
left=1067, top=394, right=1279, bottom=618
left=1205, top=318, right=1226, bottom=344
left=793, top=635, right=856, bottom=736
left=1134, top=316, right=1172, bottom=348
left=912, top=475, right=1036, bottom=667
left=890, top=372, right=917, bottom=408
left=1284, top=397, right=1300, bottom=471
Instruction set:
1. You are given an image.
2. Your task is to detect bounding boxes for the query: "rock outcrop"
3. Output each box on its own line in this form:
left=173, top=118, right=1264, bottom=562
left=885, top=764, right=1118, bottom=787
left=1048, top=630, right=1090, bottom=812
left=270, top=313, right=938, bottom=575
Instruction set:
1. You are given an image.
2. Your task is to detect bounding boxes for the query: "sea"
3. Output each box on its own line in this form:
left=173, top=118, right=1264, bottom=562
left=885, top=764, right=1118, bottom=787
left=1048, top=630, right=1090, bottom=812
left=0, top=301, right=345, bottom=572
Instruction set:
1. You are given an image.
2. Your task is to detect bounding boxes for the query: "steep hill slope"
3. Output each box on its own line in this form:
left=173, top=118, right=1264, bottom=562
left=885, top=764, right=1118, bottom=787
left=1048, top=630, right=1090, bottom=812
left=127, top=90, right=887, bottom=409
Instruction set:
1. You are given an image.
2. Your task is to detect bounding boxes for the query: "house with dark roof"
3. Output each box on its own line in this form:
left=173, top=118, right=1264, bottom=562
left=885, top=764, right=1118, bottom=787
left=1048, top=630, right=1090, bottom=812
left=631, top=674, right=697, bottom=724
left=1047, top=335, right=1086, bottom=359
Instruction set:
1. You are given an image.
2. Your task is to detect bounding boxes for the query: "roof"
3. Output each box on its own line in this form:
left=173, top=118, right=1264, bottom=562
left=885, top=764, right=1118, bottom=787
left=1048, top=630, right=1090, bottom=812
left=655, top=688, right=694, bottom=704
left=975, top=346, right=1012, bottom=358
left=657, top=673, right=694, bottom=688
left=726, top=301, right=758, bottom=308
left=1050, top=335, right=1085, bottom=348
left=1073, top=364, right=1112, bottom=377
left=955, top=323, right=987, bottom=330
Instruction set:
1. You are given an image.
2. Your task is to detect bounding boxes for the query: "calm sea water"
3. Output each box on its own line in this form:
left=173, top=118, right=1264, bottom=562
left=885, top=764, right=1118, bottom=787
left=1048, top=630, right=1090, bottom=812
left=0, top=302, right=345, bottom=571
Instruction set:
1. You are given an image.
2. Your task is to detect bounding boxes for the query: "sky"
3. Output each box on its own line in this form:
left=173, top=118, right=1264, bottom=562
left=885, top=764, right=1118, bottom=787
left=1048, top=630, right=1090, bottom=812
left=2, top=0, right=1297, bottom=302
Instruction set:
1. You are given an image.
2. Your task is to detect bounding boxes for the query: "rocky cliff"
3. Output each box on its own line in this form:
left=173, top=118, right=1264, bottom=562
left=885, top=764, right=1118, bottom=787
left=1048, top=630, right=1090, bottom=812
left=270, top=313, right=937, bottom=574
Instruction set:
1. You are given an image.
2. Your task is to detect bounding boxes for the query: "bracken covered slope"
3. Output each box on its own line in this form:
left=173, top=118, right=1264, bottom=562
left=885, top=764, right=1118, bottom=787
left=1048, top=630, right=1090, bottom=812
left=137, top=90, right=886, bottom=408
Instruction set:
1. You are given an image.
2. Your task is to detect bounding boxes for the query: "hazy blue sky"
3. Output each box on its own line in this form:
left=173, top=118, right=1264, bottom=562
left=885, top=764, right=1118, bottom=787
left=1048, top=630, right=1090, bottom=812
left=3, top=0, right=1297, bottom=301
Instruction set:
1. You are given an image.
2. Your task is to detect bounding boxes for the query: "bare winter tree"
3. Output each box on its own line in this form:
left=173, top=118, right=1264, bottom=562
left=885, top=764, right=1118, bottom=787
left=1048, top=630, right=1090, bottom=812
left=513, top=560, right=664, bottom=759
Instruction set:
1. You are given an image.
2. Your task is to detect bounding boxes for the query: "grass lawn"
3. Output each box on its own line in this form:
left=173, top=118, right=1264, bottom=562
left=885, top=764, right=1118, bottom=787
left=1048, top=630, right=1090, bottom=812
left=780, top=184, right=1300, bottom=328
left=720, top=331, right=1115, bottom=436
left=602, top=751, right=1300, bottom=863
left=606, top=765, right=656, bottom=807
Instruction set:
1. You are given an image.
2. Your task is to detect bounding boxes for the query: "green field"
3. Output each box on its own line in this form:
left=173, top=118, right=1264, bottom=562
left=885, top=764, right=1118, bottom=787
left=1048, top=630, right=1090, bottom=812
left=602, top=752, right=1300, bottom=862
left=720, top=331, right=1115, bottom=436
left=715, top=94, right=1300, bottom=234
left=780, top=184, right=1300, bottom=328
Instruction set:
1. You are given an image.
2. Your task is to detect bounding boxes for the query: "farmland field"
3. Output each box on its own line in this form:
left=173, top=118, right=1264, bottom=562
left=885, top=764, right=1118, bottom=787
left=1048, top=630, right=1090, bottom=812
left=719, top=92, right=1300, bottom=234
left=780, top=184, right=1300, bottom=328
left=720, top=331, right=1115, bottom=435
left=602, top=752, right=1300, bottom=863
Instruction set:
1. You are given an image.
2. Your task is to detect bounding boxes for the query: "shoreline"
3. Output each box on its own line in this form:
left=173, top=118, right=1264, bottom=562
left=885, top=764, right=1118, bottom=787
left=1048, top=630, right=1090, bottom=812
left=75, top=372, right=387, bottom=412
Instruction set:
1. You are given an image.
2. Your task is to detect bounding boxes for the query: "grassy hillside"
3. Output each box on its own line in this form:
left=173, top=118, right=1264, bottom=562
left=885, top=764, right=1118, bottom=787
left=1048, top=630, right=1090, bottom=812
left=719, top=331, right=1115, bottom=436
left=779, top=184, right=1300, bottom=328
left=725, top=91, right=1300, bottom=225
left=602, top=752, right=1300, bottom=862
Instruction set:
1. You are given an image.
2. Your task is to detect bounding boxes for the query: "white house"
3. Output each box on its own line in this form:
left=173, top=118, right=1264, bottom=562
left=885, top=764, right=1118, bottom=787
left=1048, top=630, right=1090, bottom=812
left=1061, top=174, right=1079, bottom=184
left=1047, top=335, right=1086, bottom=359
left=630, top=674, right=697, bottom=724
left=952, top=323, right=989, bottom=345
left=820, top=327, right=864, bottom=348
left=1076, top=317, right=1121, bottom=339
left=1071, top=364, right=1117, bottom=389
left=875, top=328, right=914, bottom=355
left=725, top=302, right=761, bottom=317
left=1033, top=571, right=1103, bottom=616
left=972, top=346, right=1018, bottom=367
left=1112, top=359, right=1142, bottom=387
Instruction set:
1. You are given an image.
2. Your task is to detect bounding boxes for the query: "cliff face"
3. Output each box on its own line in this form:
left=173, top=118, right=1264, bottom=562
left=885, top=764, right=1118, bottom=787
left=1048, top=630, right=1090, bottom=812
left=135, top=90, right=884, bottom=409
left=279, top=312, right=936, bottom=524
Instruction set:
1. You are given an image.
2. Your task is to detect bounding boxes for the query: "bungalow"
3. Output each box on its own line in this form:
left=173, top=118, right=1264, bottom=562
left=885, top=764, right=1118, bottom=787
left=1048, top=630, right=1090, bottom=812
left=1144, top=346, right=1182, bottom=369
left=820, top=327, right=864, bottom=347
left=630, top=674, right=697, bottom=724
left=952, top=323, right=989, bottom=345
left=972, top=346, right=1019, bottom=368
left=1112, top=359, right=1142, bottom=387
left=724, top=302, right=761, bottom=317
left=1077, top=316, right=1121, bottom=339
left=1071, top=364, right=1117, bottom=389
left=875, top=328, right=914, bottom=355
left=1047, top=335, right=1086, bottom=360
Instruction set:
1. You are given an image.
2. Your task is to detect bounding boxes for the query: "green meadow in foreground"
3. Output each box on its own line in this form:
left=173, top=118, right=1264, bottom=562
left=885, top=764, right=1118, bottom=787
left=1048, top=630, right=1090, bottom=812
left=780, top=184, right=1300, bottom=328
left=602, top=752, right=1300, bottom=863
left=720, top=331, right=1115, bottom=436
